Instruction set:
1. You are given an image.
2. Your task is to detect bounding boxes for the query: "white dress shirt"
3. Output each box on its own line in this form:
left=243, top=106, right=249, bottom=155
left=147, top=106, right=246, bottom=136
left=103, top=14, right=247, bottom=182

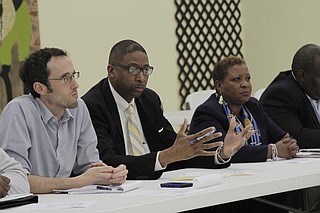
left=108, top=80, right=165, bottom=171
left=292, top=72, right=320, bottom=123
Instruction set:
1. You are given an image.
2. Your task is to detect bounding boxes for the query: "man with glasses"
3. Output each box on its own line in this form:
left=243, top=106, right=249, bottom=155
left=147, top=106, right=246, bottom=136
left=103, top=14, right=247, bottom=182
left=82, top=39, right=252, bottom=180
left=0, top=47, right=128, bottom=193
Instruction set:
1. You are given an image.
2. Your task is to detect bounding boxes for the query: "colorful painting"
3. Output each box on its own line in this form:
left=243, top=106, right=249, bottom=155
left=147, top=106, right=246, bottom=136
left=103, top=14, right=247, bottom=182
left=0, top=0, right=40, bottom=113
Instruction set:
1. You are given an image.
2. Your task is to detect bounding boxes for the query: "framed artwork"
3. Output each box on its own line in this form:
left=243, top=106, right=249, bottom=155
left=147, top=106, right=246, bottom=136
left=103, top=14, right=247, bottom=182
left=0, top=0, right=40, bottom=113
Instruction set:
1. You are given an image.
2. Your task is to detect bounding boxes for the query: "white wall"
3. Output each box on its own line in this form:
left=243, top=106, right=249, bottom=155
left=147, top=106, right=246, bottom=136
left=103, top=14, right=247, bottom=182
left=38, top=0, right=179, bottom=111
left=241, top=0, right=320, bottom=92
left=38, top=0, right=320, bottom=111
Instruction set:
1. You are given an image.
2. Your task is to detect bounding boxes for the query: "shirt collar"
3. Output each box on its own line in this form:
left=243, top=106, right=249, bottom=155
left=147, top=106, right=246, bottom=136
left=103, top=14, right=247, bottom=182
left=291, top=71, right=297, bottom=80
left=306, top=94, right=320, bottom=105
left=35, top=98, right=73, bottom=124
left=108, top=79, right=135, bottom=113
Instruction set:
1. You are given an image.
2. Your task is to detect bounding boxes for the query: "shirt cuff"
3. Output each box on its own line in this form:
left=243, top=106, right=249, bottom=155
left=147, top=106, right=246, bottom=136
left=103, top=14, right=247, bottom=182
left=155, top=151, right=167, bottom=171
left=214, top=145, right=231, bottom=164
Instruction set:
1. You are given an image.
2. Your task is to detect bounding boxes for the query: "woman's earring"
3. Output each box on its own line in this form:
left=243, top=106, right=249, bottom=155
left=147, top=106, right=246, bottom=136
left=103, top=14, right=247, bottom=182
left=219, top=95, right=223, bottom=105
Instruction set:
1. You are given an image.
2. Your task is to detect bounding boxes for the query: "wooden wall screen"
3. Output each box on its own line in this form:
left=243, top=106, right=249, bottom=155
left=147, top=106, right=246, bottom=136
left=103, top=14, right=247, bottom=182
left=175, top=0, right=243, bottom=109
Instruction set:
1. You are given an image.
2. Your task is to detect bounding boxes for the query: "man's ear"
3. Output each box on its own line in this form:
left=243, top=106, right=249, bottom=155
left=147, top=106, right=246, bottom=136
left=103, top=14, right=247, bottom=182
left=107, top=64, right=115, bottom=78
left=297, top=69, right=307, bottom=82
left=33, top=82, right=46, bottom=96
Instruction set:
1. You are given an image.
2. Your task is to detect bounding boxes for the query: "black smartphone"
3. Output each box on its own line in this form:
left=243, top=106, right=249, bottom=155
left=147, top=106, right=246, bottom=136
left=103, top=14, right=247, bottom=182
left=160, top=182, right=193, bottom=188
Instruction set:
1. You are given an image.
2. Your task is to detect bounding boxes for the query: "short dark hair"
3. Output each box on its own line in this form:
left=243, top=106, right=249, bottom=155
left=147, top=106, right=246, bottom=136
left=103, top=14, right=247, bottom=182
left=108, top=39, right=147, bottom=64
left=291, top=44, right=320, bottom=75
left=19, top=47, right=67, bottom=98
left=213, top=56, right=246, bottom=88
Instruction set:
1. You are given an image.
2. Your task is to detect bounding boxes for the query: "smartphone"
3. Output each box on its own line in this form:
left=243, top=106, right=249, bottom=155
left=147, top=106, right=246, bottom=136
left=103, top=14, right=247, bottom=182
left=160, top=182, right=193, bottom=188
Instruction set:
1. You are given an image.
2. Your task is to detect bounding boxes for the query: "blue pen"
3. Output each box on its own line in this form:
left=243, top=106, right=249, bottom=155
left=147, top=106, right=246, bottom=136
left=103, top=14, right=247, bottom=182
left=189, top=130, right=216, bottom=145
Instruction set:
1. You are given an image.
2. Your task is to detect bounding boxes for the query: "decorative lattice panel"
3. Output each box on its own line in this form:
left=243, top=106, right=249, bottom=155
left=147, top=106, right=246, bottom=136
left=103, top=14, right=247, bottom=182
left=175, top=0, right=243, bottom=109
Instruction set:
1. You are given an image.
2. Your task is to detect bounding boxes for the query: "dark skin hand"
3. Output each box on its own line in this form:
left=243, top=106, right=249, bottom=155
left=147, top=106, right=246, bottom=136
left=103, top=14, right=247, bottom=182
left=0, top=175, right=10, bottom=198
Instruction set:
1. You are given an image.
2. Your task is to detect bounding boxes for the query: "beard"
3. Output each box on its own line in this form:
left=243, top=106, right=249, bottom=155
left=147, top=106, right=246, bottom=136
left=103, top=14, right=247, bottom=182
left=67, top=100, right=78, bottom=109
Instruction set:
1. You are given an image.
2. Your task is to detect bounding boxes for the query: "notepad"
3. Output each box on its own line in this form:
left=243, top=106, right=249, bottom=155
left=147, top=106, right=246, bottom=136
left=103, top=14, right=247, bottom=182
left=192, top=173, right=223, bottom=188
left=53, top=181, right=142, bottom=194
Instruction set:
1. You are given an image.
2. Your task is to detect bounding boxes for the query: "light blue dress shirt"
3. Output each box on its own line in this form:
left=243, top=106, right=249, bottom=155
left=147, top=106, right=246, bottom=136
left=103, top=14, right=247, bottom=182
left=0, top=95, right=100, bottom=178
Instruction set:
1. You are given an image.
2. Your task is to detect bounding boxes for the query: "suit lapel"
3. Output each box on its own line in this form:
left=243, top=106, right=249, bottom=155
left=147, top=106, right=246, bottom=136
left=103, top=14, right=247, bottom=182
left=102, top=79, right=125, bottom=140
left=135, top=97, right=168, bottom=151
left=305, top=97, right=320, bottom=128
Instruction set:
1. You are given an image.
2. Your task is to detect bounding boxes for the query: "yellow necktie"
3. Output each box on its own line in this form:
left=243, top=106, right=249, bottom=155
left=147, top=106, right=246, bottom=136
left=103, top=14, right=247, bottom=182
left=127, top=104, right=144, bottom=156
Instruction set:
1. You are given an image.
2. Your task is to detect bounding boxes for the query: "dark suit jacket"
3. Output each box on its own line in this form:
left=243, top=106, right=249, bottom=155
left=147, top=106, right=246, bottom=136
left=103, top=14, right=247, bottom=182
left=185, top=94, right=285, bottom=167
left=82, top=78, right=179, bottom=180
left=260, top=70, right=320, bottom=148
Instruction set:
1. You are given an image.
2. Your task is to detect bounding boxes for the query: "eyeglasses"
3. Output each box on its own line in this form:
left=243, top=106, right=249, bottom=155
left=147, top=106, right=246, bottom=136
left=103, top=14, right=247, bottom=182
left=46, top=71, right=80, bottom=84
left=112, top=63, right=153, bottom=76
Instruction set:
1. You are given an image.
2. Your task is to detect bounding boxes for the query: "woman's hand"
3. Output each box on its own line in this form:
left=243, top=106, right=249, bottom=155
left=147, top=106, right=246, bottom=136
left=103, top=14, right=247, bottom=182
left=221, top=116, right=254, bottom=159
left=276, top=133, right=299, bottom=159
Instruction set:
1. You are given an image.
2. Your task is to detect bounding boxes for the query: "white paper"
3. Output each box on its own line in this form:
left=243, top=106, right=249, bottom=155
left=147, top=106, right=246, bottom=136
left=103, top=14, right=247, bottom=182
left=183, top=169, right=254, bottom=178
left=14, top=201, right=96, bottom=211
left=53, top=181, right=142, bottom=194
left=295, top=152, right=320, bottom=158
left=192, top=173, right=223, bottom=188
left=296, top=149, right=320, bottom=158
left=300, top=148, right=320, bottom=152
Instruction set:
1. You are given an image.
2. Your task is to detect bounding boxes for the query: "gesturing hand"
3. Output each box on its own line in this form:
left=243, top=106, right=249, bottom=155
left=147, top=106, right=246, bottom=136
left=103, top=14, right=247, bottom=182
left=221, top=116, right=254, bottom=159
left=159, top=119, right=224, bottom=167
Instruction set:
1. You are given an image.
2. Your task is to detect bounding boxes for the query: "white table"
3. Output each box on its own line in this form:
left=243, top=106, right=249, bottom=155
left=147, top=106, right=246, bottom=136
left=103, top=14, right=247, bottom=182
left=4, top=158, right=320, bottom=212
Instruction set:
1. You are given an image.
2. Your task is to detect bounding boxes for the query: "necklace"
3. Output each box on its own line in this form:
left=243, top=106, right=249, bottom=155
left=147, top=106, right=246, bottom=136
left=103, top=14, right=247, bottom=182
left=217, top=93, right=261, bottom=146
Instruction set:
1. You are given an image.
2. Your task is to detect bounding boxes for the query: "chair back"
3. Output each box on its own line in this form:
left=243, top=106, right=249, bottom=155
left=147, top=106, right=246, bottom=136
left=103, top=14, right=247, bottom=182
left=185, top=90, right=215, bottom=110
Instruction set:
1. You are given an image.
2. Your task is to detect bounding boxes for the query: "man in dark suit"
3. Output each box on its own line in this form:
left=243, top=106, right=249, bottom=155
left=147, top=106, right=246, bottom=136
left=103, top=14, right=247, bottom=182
left=260, top=43, right=320, bottom=212
left=260, top=44, right=320, bottom=149
left=82, top=39, right=252, bottom=180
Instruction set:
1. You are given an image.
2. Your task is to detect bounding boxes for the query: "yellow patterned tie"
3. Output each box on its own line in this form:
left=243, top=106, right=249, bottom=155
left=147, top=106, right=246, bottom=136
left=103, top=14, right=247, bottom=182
left=127, top=104, right=145, bottom=156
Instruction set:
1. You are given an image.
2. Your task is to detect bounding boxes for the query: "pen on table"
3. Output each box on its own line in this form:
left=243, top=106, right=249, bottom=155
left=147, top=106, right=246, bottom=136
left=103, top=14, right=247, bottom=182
left=189, top=130, right=216, bottom=145
left=96, top=185, right=112, bottom=191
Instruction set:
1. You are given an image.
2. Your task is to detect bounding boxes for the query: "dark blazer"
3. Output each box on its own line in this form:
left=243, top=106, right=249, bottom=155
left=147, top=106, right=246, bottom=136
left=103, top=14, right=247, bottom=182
left=82, top=78, right=178, bottom=180
left=260, top=70, right=320, bottom=148
left=185, top=94, right=285, bottom=168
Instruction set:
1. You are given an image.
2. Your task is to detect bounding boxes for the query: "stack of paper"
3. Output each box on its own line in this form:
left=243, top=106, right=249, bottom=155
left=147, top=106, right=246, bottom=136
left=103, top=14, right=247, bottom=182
left=296, top=149, right=320, bottom=158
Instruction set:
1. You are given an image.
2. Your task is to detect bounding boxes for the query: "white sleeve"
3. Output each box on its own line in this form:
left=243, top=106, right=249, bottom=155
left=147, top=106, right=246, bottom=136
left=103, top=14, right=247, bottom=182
left=0, top=149, right=30, bottom=195
left=154, top=151, right=166, bottom=171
